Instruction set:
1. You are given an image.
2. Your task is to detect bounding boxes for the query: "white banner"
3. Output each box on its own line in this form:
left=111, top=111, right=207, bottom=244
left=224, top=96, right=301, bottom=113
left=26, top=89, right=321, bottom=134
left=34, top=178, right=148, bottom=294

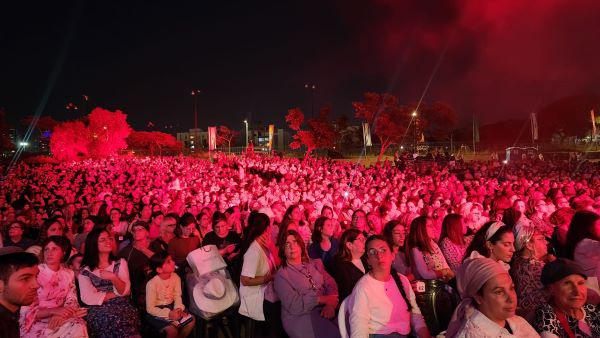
left=530, top=113, right=538, bottom=141
left=208, top=126, right=217, bottom=151
left=362, top=122, right=372, bottom=147
left=268, top=124, right=274, bottom=150
left=591, top=110, right=597, bottom=139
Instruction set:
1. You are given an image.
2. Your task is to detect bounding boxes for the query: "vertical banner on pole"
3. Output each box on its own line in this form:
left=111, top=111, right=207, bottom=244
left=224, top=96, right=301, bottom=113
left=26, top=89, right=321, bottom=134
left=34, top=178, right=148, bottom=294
left=530, top=113, right=539, bottom=141
left=472, top=115, right=479, bottom=153
left=362, top=122, right=372, bottom=147
left=268, top=124, right=275, bottom=150
left=208, top=126, right=217, bottom=151
left=591, top=110, right=597, bottom=140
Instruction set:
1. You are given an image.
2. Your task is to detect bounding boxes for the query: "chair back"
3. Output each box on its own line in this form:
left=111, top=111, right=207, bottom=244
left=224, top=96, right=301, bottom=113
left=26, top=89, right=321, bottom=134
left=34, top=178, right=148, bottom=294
left=337, top=295, right=353, bottom=338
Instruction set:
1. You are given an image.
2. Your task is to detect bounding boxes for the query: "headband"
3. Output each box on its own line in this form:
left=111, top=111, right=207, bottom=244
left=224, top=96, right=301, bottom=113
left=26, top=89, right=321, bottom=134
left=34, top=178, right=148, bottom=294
left=485, top=221, right=505, bottom=241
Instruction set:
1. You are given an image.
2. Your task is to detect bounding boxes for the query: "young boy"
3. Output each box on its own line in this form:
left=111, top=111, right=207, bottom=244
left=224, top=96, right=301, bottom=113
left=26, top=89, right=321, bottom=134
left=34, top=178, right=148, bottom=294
left=145, top=252, right=194, bottom=338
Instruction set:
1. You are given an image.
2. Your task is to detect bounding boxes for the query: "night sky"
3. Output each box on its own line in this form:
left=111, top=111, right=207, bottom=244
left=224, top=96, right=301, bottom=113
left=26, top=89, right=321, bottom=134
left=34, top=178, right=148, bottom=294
left=2, top=0, right=600, bottom=131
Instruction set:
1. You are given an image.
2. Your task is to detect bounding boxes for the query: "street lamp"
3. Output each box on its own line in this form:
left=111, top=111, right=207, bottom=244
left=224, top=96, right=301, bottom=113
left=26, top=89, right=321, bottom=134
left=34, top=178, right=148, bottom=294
left=244, top=119, right=249, bottom=148
left=191, top=89, right=201, bottom=130
left=412, top=110, right=418, bottom=152
left=304, top=84, right=316, bottom=117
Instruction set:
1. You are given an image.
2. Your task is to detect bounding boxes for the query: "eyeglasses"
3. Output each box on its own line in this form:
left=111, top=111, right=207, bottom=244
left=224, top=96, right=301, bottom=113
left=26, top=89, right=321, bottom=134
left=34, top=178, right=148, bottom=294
left=367, top=247, right=389, bottom=257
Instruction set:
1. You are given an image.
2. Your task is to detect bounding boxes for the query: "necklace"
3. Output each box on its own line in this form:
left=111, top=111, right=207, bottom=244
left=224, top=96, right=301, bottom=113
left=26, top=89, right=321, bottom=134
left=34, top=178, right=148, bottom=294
left=289, top=263, right=318, bottom=290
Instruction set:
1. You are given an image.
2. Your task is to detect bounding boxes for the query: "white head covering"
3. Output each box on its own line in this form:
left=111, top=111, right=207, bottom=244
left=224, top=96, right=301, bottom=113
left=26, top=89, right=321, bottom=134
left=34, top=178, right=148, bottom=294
left=446, top=256, right=510, bottom=337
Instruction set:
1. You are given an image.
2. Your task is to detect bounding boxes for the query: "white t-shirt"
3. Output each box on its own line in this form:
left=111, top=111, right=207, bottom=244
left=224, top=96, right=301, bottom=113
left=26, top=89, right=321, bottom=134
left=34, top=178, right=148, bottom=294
left=239, top=241, right=271, bottom=321
left=349, top=272, right=426, bottom=337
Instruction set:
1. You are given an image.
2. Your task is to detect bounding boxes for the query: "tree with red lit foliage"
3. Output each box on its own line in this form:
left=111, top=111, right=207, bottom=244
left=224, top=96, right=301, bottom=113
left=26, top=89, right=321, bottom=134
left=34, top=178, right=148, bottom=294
left=216, top=125, right=239, bottom=153
left=353, top=92, right=411, bottom=162
left=49, top=120, right=90, bottom=161
left=50, top=107, right=132, bottom=161
left=413, top=102, right=458, bottom=142
left=87, top=108, right=131, bottom=158
left=309, top=106, right=339, bottom=151
left=286, top=107, right=338, bottom=159
left=127, top=131, right=181, bottom=156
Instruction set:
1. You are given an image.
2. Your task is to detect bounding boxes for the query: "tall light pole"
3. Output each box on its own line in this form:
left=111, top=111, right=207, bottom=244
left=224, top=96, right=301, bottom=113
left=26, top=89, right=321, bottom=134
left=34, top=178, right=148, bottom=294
left=412, top=110, right=418, bottom=152
left=304, top=84, right=316, bottom=118
left=244, top=119, right=249, bottom=148
left=191, top=89, right=201, bottom=130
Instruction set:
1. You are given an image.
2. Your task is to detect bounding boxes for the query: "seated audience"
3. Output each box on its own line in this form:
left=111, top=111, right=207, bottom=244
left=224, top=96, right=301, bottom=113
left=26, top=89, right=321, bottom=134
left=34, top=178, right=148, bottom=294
left=202, top=211, right=241, bottom=263
left=331, top=229, right=367, bottom=303
left=274, top=230, right=340, bottom=338
left=145, top=252, right=194, bottom=338
left=565, top=211, right=600, bottom=280
left=19, top=236, right=88, bottom=337
left=534, top=259, right=600, bottom=337
left=0, top=247, right=40, bottom=338
left=308, top=216, right=339, bottom=271
left=406, top=216, right=454, bottom=281
left=349, top=235, right=430, bottom=338
left=238, top=212, right=284, bottom=338
left=439, top=214, right=472, bottom=274
left=118, top=221, right=154, bottom=309
left=167, top=215, right=201, bottom=269
left=3, top=221, right=35, bottom=250
left=464, top=221, right=515, bottom=270
left=78, top=228, right=141, bottom=337
left=446, top=256, right=539, bottom=337
left=382, top=220, right=411, bottom=276
left=149, top=214, right=178, bottom=255
left=511, top=224, right=552, bottom=317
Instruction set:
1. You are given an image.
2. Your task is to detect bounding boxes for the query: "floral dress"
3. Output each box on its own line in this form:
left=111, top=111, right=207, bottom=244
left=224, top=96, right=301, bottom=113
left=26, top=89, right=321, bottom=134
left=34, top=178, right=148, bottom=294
left=440, top=235, right=473, bottom=273
left=510, top=255, right=548, bottom=316
left=19, top=264, right=88, bottom=338
left=534, top=303, right=600, bottom=337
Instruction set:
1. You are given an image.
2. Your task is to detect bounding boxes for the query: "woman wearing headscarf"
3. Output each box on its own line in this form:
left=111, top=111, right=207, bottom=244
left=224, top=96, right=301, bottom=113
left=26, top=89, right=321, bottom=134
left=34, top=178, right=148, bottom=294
left=446, top=256, right=539, bottom=337
left=510, top=224, right=553, bottom=318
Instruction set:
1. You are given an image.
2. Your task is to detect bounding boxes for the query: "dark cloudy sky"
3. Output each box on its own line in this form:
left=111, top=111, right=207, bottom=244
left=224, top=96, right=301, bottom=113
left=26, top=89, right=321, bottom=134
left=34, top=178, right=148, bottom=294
left=2, top=0, right=600, bottom=131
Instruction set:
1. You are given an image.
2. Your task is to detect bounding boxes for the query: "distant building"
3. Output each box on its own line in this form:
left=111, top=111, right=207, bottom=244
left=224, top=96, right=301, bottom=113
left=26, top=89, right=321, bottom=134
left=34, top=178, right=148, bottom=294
left=247, top=123, right=290, bottom=152
left=177, top=128, right=208, bottom=152
left=177, top=125, right=291, bottom=153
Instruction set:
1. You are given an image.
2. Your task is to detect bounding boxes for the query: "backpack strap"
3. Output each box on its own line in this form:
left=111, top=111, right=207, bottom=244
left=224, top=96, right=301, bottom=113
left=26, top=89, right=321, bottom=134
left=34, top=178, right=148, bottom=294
left=390, top=268, right=412, bottom=312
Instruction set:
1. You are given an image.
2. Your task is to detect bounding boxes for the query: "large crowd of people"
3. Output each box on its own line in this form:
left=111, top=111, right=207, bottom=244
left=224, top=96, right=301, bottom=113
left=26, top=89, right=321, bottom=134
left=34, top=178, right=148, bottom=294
left=1, top=152, right=599, bottom=338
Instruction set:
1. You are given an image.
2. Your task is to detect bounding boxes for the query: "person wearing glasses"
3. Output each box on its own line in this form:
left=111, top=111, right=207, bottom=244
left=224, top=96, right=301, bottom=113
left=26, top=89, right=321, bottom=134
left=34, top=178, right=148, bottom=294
left=273, top=230, right=340, bottom=338
left=149, top=214, right=178, bottom=255
left=349, top=235, right=430, bottom=338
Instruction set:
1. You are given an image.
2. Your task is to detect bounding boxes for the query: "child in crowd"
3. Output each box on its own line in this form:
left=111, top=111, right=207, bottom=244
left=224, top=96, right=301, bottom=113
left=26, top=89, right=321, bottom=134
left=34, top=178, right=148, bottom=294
left=145, top=252, right=195, bottom=338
